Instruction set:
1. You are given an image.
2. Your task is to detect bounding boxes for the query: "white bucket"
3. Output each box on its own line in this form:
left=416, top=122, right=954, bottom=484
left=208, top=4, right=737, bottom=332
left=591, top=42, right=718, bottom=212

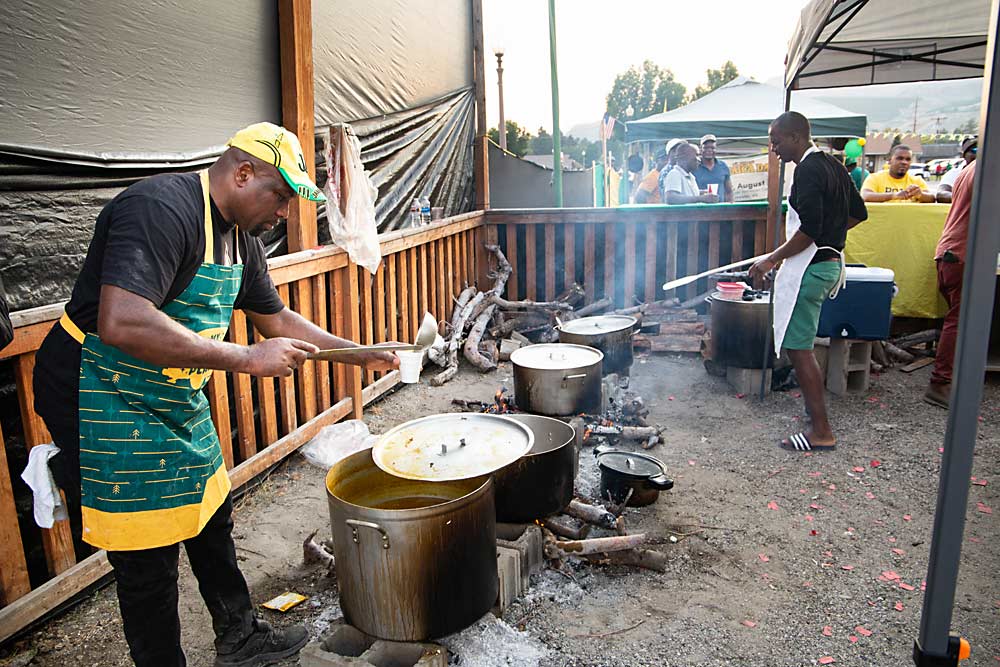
left=396, top=350, right=423, bottom=383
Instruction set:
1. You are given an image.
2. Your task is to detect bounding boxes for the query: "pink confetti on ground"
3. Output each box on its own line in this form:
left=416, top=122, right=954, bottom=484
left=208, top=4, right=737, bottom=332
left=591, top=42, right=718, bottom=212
left=977, top=502, right=993, bottom=514
left=865, top=492, right=876, bottom=499
left=894, top=602, right=904, bottom=611
left=888, top=537, right=897, bottom=543
left=871, top=460, right=882, bottom=468
left=741, top=620, right=757, bottom=628
left=939, top=447, right=944, bottom=453
left=810, top=503, right=822, bottom=510
left=848, top=636, right=859, bottom=644
left=792, top=391, right=801, bottom=398
left=841, top=565, right=854, bottom=571
left=970, top=537, right=982, bottom=543
left=900, top=583, right=916, bottom=591
left=879, top=570, right=901, bottom=582
left=921, top=581, right=927, bottom=591
left=852, top=466, right=865, bottom=473
left=736, top=392, right=746, bottom=399
left=867, top=396, right=879, bottom=402
left=800, top=488, right=807, bottom=494
left=889, top=487, right=897, bottom=492
left=855, top=626, right=872, bottom=637
left=824, top=551, right=834, bottom=557
left=822, top=626, right=833, bottom=637
left=819, top=657, right=836, bottom=665
left=805, top=515, right=814, bottom=522
left=811, top=530, right=819, bottom=536
left=758, top=553, right=770, bottom=562
left=767, top=501, right=780, bottom=511
left=903, top=514, right=912, bottom=521
left=803, top=581, right=813, bottom=587
left=688, top=460, right=696, bottom=466
left=972, top=478, right=988, bottom=486
left=828, top=484, right=837, bottom=491
left=808, top=471, right=823, bottom=477
left=668, top=395, right=675, bottom=401
left=892, top=548, right=906, bottom=556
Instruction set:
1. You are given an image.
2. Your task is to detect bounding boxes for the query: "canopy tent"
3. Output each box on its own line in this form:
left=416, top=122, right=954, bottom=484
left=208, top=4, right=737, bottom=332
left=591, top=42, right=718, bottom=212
left=782, top=2, right=998, bottom=664
left=786, top=0, right=991, bottom=90
left=625, top=77, right=866, bottom=143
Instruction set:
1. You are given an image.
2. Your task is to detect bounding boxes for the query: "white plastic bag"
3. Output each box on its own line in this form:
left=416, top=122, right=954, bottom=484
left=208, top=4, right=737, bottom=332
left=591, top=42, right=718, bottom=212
left=300, top=420, right=378, bottom=469
left=324, top=125, right=381, bottom=275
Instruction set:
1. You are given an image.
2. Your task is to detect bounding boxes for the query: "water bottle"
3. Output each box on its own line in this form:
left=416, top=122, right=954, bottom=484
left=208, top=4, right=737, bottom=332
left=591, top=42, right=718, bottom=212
left=419, top=196, right=431, bottom=226
left=410, top=198, right=421, bottom=226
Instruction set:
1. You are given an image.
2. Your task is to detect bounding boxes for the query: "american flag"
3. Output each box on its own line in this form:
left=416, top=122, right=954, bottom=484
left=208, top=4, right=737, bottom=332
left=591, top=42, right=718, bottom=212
left=601, top=113, right=616, bottom=141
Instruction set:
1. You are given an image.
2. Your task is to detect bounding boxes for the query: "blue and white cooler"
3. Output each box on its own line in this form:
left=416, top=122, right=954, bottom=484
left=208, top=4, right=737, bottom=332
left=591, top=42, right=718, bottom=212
left=817, top=266, right=896, bottom=340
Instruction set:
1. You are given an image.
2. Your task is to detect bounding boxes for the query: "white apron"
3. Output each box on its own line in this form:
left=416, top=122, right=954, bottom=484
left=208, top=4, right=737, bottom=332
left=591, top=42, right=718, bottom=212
left=772, top=148, right=847, bottom=355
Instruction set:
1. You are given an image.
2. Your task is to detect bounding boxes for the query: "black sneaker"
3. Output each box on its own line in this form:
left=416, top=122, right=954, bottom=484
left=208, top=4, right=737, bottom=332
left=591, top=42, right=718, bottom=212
left=214, top=620, right=308, bottom=667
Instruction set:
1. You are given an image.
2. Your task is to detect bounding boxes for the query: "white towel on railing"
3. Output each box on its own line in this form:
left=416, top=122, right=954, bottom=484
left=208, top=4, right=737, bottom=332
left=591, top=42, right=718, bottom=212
left=21, top=443, right=67, bottom=528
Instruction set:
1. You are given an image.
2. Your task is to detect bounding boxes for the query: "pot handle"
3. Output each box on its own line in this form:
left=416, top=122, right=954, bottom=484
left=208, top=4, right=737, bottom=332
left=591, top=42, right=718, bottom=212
left=345, top=519, right=390, bottom=550
left=647, top=474, right=674, bottom=491
left=561, top=373, right=587, bottom=388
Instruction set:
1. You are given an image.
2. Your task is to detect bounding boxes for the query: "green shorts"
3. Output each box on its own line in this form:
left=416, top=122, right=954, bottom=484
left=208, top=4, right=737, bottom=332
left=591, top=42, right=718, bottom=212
left=784, top=261, right=842, bottom=350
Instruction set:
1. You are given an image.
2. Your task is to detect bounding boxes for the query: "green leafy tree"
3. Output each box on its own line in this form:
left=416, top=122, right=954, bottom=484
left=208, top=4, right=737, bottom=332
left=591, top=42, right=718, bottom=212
left=606, top=60, right=687, bottom=122
left=952, top=118, right=977, bottom=135
left=692, top=61, right=740, bottom=100
left=531, top=128, right=553, bottom=155
left=488, top=120, right=532, bottom=157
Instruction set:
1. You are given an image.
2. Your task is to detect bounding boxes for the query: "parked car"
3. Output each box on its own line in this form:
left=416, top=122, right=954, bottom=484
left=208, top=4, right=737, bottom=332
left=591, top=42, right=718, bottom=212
left=928, top=159, right=951, bottom=176
left=909, top=163, right=930, bottom=180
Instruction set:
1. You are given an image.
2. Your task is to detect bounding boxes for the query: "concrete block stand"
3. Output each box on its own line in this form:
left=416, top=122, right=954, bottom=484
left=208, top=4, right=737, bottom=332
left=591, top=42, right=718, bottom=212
left=299, top=619, right=447, bottom=667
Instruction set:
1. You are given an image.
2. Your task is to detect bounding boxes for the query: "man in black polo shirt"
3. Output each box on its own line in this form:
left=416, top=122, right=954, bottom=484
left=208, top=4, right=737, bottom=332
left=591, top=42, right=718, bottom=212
left=750, top=112, right=868, bottom=453
left=33, top=122, right=397, bottom=667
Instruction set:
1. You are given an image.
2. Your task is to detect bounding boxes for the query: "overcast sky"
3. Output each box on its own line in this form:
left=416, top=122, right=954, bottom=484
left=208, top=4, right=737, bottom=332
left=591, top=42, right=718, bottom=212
left=482, top=0, right=812, bottom=134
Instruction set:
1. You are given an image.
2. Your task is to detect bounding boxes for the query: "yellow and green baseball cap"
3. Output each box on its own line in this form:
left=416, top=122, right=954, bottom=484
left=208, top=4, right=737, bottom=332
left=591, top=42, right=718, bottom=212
left=227, top=122, right=326, bottom=202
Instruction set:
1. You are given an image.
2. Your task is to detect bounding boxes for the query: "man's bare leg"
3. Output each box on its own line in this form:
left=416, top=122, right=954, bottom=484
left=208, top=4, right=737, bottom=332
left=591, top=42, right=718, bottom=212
left=786, top=348, right=836, bottom=447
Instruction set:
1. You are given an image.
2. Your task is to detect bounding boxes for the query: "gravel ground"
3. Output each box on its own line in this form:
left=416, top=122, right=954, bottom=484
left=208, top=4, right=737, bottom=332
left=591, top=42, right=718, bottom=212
left=1, top=353, right=997, bottom=667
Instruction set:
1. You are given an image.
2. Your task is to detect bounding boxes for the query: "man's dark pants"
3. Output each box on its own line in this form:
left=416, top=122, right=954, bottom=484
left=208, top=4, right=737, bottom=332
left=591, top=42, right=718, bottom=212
left=40, top=406, right=255, bottom=667
left=931, top=259, right=964, bottom=386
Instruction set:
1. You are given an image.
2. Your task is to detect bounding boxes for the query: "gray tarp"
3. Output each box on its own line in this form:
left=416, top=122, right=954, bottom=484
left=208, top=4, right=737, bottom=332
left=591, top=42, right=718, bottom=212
left=625, top=77, right=867, bottom=143
left=0, top=0, right=476, bottom=310
left=786, top=0, right=991, bottom=90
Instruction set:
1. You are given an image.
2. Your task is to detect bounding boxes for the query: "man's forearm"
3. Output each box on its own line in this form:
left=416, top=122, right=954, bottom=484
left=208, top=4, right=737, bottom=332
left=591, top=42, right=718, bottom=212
left=862, top=190, right=896, bottom=203
left=666, top=192, right=701, bottom=204
left=917, top=191, right=935, bottom=203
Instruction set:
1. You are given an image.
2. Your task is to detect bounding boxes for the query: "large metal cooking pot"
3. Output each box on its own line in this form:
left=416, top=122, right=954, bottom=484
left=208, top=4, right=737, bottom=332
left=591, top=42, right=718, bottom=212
left=708, top=292, right=774, bottom=368
left=326, top=450, right=498, bottom=641
left=494, top=415, right=578, bottom=522
left=510, top=343, right=603, bottom=416
left=556, top=315, right=637, bottom=376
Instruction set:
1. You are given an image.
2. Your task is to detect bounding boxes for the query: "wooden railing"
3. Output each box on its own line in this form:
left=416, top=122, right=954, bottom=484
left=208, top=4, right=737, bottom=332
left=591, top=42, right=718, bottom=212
left=0, top=203, right=770, bottom=642
left=0, top=211, right=486, bottom=641
left=484, top=203, right=771, bottom=306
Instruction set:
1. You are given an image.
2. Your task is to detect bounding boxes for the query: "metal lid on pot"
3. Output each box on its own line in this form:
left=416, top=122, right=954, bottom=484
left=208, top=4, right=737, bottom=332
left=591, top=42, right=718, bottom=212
left=597, top=450, right=666, bottom=479
left=557, top=315, right=636, bottom=335
left=510, top=343, right=603, bottom=369
left=372, top=413, right=533, bottom=482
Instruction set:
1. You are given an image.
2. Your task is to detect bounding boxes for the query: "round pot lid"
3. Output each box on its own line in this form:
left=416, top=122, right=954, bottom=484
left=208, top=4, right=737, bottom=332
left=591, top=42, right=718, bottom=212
left=372, top=413, right=534, bottom=482
left=558, top=315, right=636, bottom=336
left=510, top=343, right=603, bottom=370
left=597, top=450, right=666, bottom=479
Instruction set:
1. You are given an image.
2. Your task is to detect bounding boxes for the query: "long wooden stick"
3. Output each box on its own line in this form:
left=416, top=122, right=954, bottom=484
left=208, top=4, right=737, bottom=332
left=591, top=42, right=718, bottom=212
left=661, top=253, right=768, bottom=292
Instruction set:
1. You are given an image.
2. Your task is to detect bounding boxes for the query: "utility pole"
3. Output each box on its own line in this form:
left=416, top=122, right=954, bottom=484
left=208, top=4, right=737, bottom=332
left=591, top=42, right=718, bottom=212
left=913, top=97, right=919, bottom=134
left=548, top=0, right=563, bottom=207
left=494, top=47, right=507, bottom=152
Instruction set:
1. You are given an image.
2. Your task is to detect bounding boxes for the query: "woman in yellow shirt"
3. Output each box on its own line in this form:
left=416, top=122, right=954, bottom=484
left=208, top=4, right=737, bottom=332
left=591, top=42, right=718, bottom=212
left=861, top=144, right=934, bottom=202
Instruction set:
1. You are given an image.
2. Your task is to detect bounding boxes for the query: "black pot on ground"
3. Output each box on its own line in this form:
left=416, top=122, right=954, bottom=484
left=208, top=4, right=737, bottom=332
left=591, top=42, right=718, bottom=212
left=596, top=449, right=674, bottom=507
left=494, top=414, right=578, bottom=522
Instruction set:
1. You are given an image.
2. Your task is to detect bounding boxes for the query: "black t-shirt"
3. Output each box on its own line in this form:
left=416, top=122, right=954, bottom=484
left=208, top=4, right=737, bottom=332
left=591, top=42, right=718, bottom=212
left=34, top=171, right=284, bottom=435
left=790, top=151, right=868, bottom=263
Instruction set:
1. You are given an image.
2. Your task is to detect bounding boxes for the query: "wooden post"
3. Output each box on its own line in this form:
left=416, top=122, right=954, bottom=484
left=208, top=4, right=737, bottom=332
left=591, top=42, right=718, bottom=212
left=766, top=148, right=781, bottom=252
left=0, top=420, right=30, bottom=604
left=278, top=0, right=318, bottom=253
left=345, top=262, right=364, bottom=419
left=472, top=0, right=489, bottom=210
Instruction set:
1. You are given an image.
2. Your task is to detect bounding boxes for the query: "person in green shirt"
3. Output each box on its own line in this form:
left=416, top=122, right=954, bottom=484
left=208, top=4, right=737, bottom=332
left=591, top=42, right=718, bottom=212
left=845, top=157, right=868, bottom=192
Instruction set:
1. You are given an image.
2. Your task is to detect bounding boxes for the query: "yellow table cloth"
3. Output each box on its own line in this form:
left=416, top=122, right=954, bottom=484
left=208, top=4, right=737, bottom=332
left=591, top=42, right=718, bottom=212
left=844, top=203, right=950, bottom=319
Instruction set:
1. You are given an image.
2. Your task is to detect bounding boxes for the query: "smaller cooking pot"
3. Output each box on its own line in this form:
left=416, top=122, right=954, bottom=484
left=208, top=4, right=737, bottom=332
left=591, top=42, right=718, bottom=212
left=556, top=315, right=637, bottom=376
left=596, top=448, right=674, bottom=507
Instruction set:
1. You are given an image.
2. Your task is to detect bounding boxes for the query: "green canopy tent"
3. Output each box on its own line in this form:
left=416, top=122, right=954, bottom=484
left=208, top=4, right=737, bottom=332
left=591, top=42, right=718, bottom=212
left=625, top=76, right=866, bottom=144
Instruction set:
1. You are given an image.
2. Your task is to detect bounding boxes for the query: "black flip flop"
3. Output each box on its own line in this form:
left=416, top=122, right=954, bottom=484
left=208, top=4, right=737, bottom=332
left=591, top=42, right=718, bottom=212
left=779, top=432, right=836, bottom=452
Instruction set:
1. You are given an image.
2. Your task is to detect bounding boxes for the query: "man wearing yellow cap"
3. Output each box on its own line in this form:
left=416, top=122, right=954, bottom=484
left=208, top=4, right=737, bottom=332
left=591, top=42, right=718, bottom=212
left=32, top=122, right=397, bottom=667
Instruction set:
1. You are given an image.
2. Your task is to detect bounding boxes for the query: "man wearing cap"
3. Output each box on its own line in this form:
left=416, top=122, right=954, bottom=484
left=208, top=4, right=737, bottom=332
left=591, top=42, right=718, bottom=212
left=635, top=148, right=669, bottom=204
left=32, top=122, right=397, bottom=667
left=845, top=156, right=869, bottom=192
left=656, top=138, right=684, bottom=202
left=693, top=134, right=734, bottom=203
left=662, top=143, right=719, bottom=205
left=936, top=136, right=977, bottom=204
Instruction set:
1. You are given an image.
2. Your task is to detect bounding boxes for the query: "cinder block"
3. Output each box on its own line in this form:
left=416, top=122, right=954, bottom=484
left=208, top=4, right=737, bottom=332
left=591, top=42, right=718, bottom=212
left=495, top=546, right=523, bottom=614
left=496, top=524, right=545, bottom=587
left=725, top=366, right=771, bottom=396
left=826, top=339, right=872, bottom=395
left=299, top=620, right=448, bottom=667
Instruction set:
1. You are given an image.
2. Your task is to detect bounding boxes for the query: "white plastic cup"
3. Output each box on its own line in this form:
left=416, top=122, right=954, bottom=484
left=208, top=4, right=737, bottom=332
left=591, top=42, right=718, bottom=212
left=706, top=183, right=719, bottom=196
left=396, top=351, right=423, bottom=383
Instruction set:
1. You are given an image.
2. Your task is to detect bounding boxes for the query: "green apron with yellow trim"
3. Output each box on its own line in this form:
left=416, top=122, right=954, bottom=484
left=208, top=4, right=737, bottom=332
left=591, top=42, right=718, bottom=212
left=64, top=171, right=241, bottom=551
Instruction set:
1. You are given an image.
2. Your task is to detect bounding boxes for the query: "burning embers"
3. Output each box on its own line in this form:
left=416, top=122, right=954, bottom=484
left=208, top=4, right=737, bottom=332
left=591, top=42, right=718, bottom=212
left=578, top=378, right=664, bottom=450
left=451, top=387, right=517, bottom=414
